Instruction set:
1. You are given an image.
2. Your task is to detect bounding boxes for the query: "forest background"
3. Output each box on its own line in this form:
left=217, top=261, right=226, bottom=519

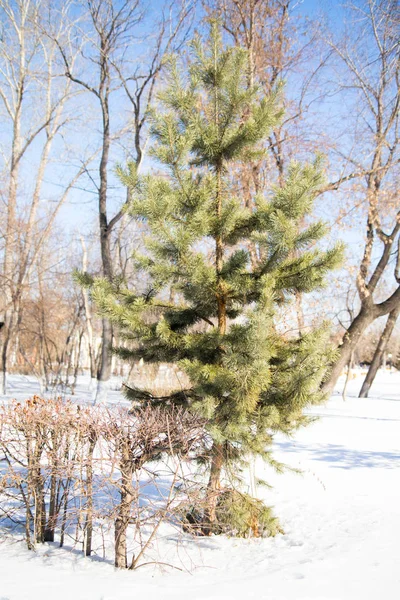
left=0, top=0, right=399, bottom=402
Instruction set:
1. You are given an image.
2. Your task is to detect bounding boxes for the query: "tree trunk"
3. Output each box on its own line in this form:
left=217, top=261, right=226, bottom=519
left=44, top=471, right=57, bottom=542
left=359, top=304, right=400, bottom=398
left=295, top=290, right=305, bottom=335
left=95, top=86, right=113, bottom=404
left=1, top=299, right=19, bottom=395
left=45, top=431, right=59, bottom=543
left=203, top=148, right=226, bottom=533
left=71, top=332, right=83, bottom=395
left=2, top=78, right=22, bottom=396
left=322, top=305, right=377, bottom=397
left=203, top=442, right=224, bottom=534
left=33, top=465, right=46, bottom=544
left=80, top=237, right=97, bottom=388
left=59, top=478, right=72, bottom=549
left=84, top=432, right=96, bottom=557
left=342, top=350, right=354, bottom=402
left=114, top=459, right=134, bottom=569
left=114, top=502, right=130, bottom=568
left=96, top=319, right=113, bottom=403
left=1, top=323, right=11, bottom=396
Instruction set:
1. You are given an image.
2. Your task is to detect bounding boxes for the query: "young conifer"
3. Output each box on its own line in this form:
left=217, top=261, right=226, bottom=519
left=90, top=23, right=343, bottom=533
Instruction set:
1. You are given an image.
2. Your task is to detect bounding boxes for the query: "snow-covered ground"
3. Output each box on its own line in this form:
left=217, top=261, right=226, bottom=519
left=1, top=370, right=399, bottom=599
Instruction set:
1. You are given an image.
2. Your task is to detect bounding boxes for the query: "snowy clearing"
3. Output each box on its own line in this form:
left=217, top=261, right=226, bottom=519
left=0, top=370, right=399, bottom=600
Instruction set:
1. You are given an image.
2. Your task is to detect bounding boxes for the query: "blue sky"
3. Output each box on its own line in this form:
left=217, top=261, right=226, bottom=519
left=30, top=0, right=371, bottom=278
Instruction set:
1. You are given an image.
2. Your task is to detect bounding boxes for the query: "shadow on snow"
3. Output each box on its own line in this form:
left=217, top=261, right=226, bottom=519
left=275, top=441, right=400, bottom=470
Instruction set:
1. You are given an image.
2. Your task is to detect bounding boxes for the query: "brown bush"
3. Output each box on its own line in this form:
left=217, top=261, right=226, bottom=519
left=0, top=397, right=206, bottom=568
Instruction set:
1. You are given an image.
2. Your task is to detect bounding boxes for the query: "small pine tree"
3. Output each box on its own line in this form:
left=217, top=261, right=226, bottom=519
left=90, top=23, right=343, bottom=533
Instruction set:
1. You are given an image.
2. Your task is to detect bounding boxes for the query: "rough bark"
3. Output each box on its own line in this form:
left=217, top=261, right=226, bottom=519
left=204, top=442, right=224, bottom=532
left=114, top=456, right=134, bottom=569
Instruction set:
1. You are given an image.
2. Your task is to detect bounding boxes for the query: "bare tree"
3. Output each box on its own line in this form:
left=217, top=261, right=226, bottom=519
left=320, top=0, right=400, bottom=395
left=0, top=0, right=95, bottom=394
left=55, top=0, right=195, bottom=402
left=0, top=397, right=206, bottom=568
left=14, top=241, right=86, bottom=393
left=80, top=236, right=98, bottom=389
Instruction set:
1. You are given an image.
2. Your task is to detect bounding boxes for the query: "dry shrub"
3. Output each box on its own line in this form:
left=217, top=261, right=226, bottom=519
left=0, top=397, right=205, bottom=568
